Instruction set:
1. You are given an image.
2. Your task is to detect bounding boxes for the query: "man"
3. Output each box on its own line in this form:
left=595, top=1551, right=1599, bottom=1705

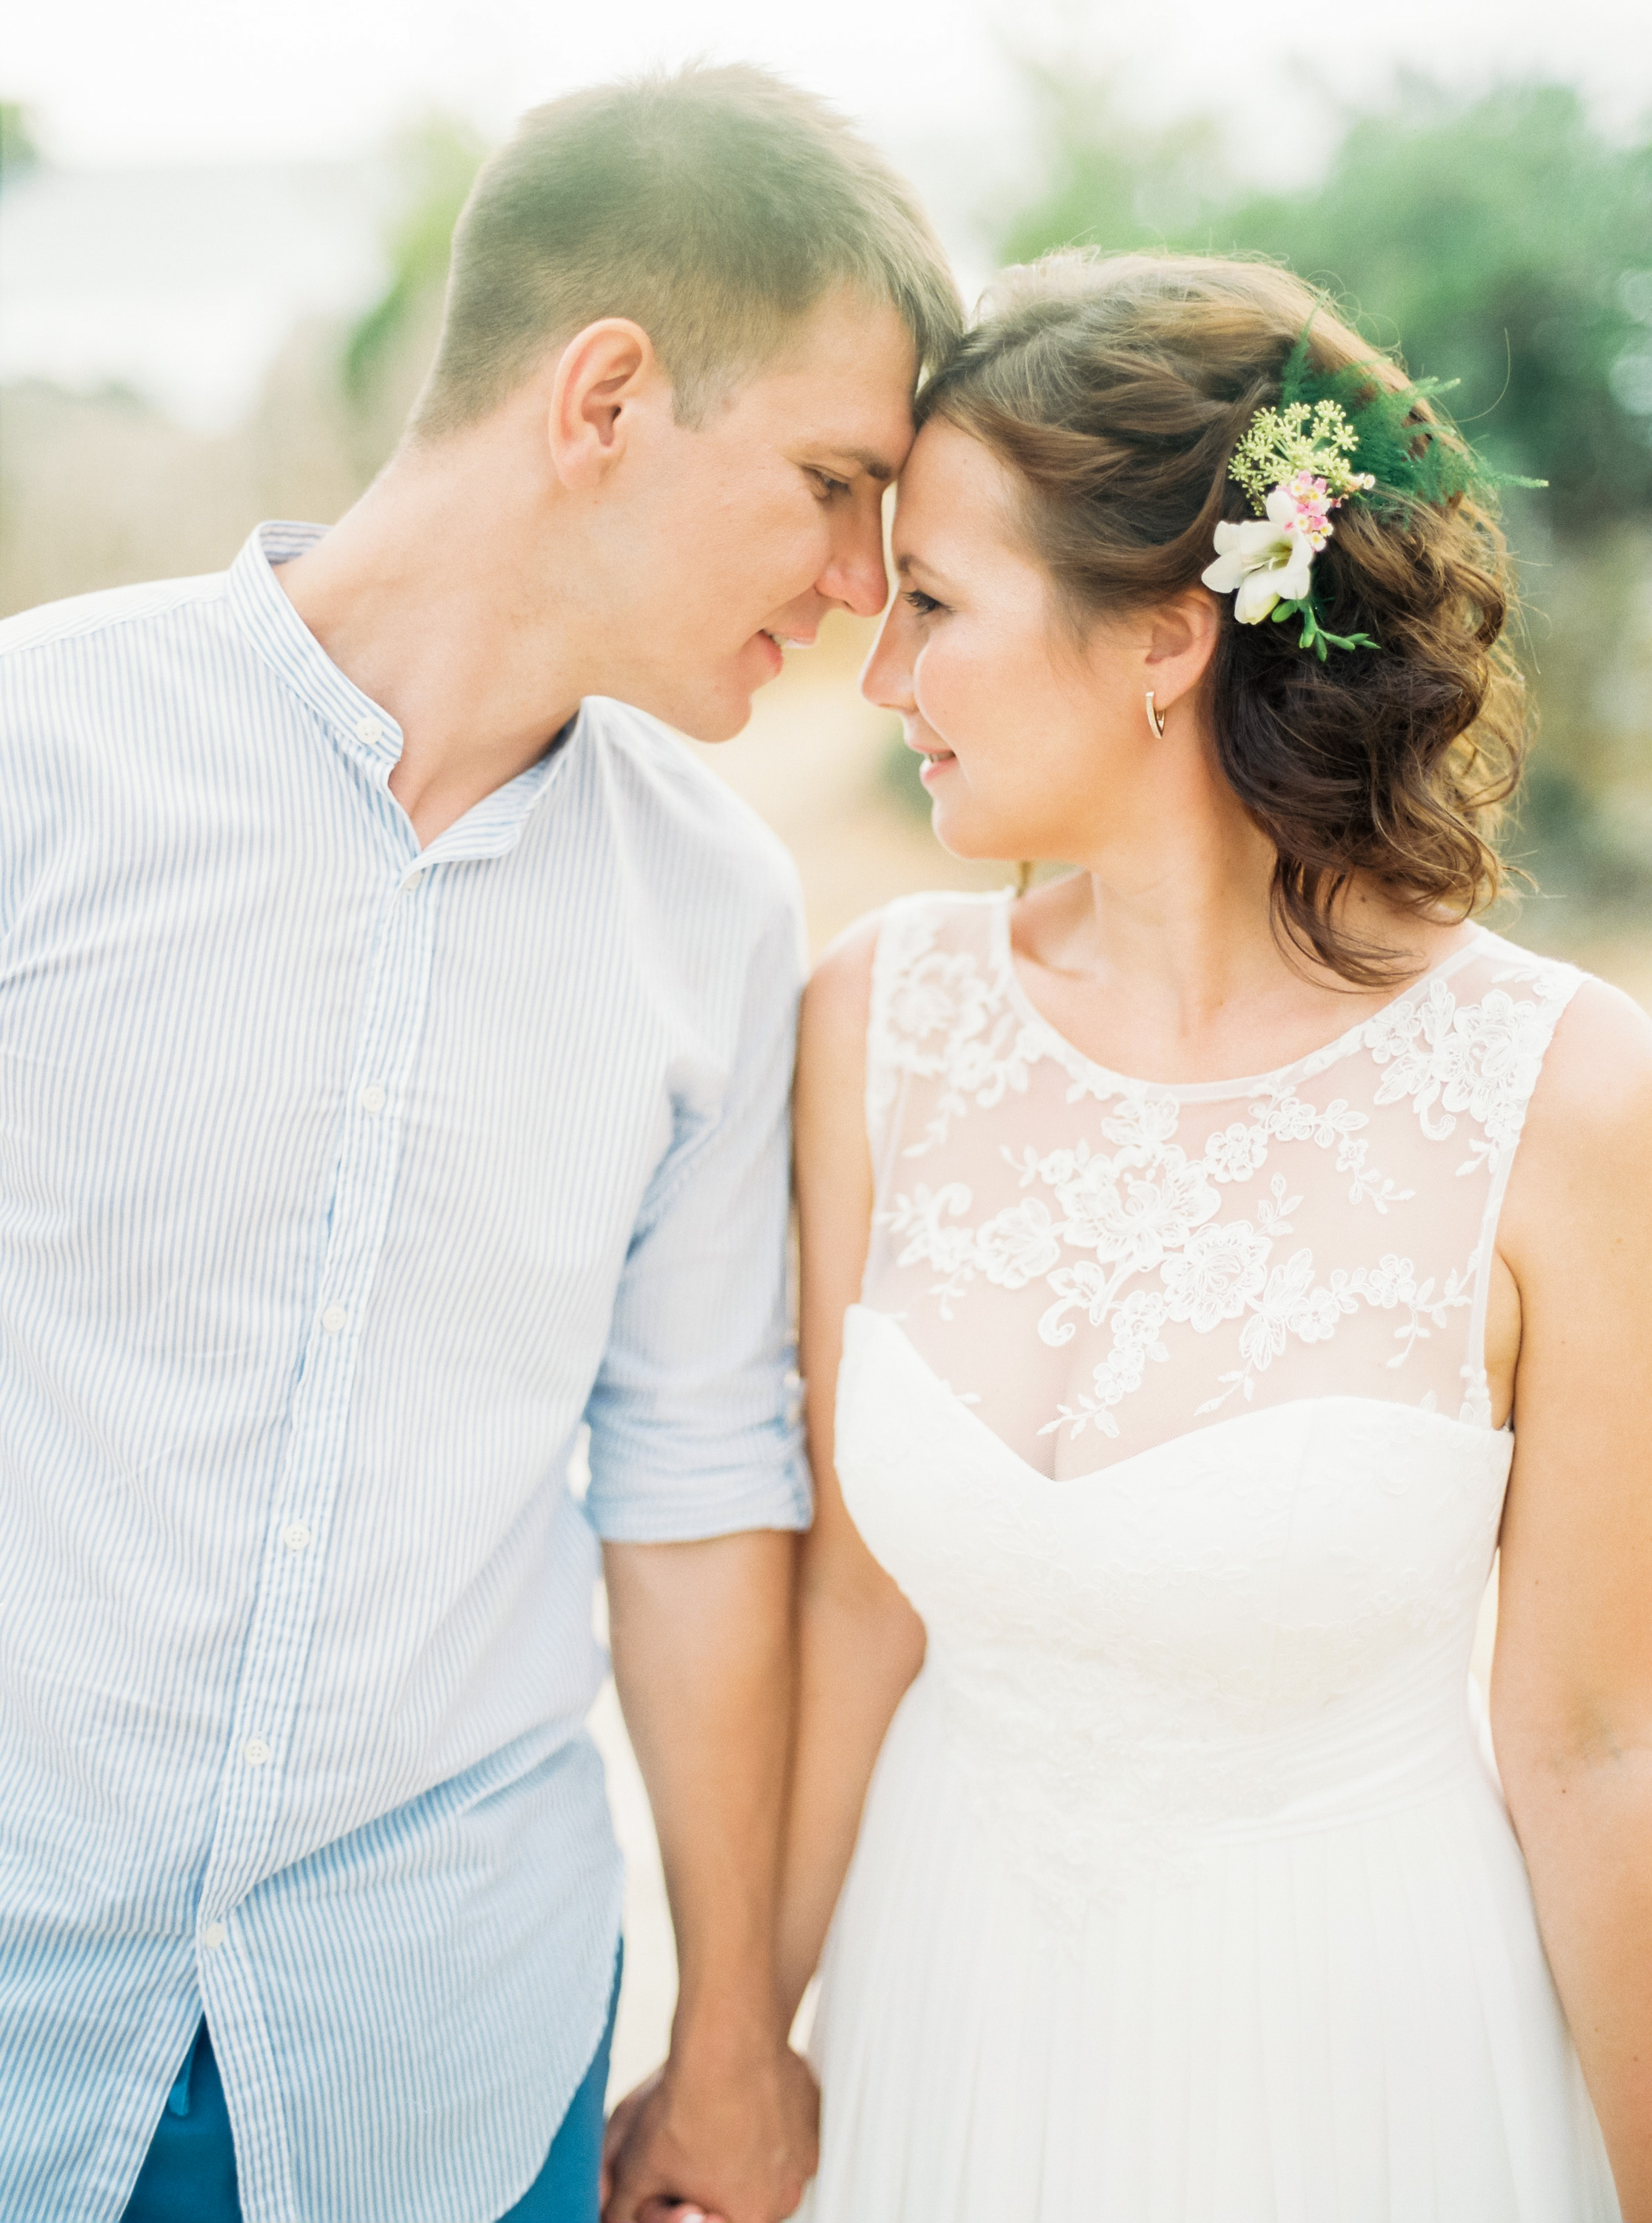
left=0, top=65, right=959, bottom=2223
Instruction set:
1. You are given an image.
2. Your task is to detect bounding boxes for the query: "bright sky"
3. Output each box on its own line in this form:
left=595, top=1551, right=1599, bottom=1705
left=6, top=0, right=1648, bottom=429
left=13, top=0, right=1652, bottom=184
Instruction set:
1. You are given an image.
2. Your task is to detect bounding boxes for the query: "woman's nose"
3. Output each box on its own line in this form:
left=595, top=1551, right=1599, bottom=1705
left=860, top=602, right=914, bottom=711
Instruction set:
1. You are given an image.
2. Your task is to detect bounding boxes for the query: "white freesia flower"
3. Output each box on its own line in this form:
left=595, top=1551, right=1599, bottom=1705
left=1202, top=484, right=1319, bottom=623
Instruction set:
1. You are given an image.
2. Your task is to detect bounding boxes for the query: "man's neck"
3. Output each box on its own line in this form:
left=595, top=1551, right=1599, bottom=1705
left=277, top=433, right=587, bottom=848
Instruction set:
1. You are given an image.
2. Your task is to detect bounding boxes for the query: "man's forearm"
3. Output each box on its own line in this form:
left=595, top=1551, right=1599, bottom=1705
left=604, top=1530, right=797, bottom=2041
left=601, top=1530, right=816, bottom=2223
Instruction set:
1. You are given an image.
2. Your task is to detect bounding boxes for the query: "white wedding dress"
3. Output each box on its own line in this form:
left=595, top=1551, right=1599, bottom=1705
left=800, top=890, right=1619, bottom=2223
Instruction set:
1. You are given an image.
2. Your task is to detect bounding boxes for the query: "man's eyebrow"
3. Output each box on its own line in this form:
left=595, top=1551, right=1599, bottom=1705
left=822, top=446, right=897, bottom=484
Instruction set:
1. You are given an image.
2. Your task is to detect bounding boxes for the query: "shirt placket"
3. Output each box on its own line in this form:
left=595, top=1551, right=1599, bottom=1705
left=193, top=861, right=439, bottom=2048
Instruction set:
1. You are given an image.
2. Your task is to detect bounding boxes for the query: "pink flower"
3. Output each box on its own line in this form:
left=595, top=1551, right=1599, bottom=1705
left=1285, top=471, right=1338, bottom=551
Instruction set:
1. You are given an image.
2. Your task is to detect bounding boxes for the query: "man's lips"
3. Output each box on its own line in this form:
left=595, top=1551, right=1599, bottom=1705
left=753, top=628, right=819, bottom=674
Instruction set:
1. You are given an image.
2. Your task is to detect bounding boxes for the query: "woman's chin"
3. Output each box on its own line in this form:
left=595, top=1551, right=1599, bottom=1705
left=927, top=800, right=1017, bottom=865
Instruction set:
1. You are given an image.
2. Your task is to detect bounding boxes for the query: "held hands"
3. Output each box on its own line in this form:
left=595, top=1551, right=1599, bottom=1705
left=600, top=2041, right=819, bottom=2223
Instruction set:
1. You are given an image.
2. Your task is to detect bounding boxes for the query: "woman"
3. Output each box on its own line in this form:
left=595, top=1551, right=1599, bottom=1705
left=782, top=253, right=1651, bottom=2221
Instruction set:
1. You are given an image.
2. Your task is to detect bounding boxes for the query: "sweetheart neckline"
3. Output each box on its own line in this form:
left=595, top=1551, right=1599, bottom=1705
left=843, top=1303, right=1509, bottom=1492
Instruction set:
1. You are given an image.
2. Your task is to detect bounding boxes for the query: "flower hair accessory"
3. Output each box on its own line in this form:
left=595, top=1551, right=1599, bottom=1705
left=1202, top=326, right=1546, bottom=662
left=1202, top=397, right=1377, bottom=659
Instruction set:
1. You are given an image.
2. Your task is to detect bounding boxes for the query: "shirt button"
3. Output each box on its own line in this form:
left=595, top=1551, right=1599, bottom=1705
left=359, top=1085, right=386, bottom=1115
left=401, top=870, right=419, bottom=892
left=355, top=715, right=384, bottom=745
left=282, top=1521, right=313, bottom=1553
left=202, top=1922, right=227, bottom=1951
left=321, top=1305, right=347, bottom=1335
left=242, top=1736, right=271, bottom=1767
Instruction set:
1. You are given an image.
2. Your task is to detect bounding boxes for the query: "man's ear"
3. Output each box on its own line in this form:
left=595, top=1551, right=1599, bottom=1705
left=547, top=319, right=667, bottom=491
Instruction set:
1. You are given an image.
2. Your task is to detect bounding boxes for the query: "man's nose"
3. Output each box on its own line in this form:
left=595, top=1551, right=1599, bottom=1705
left=820, top=501, right=893, bottom=620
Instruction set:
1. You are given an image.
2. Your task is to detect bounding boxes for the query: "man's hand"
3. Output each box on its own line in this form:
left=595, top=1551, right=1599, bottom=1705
left=601, top=2044, right=818, bottom=2223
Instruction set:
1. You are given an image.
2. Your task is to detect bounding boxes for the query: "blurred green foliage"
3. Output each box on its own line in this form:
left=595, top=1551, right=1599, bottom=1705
left=880, top=717, right=931, bottom=817
left=1002, top=74, right=1652, bottom=524
left=342, top=116, right=487, bottom=402
left=0, top=102, right=41, bottom=190
left=997, top=67, right=1652, bottom=930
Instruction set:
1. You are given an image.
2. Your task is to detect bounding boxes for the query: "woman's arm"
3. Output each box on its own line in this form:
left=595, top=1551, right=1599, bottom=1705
left=1492, top=978, right=1652, bottom=2219
left=776, top=918, right=927, bottom=2027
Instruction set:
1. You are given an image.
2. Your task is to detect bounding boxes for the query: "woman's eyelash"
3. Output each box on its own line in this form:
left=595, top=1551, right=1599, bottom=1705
left=904, top=589, right=942, bottom=615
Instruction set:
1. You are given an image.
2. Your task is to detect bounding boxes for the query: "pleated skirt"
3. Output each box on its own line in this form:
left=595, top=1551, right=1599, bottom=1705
left=799, top=1674, right=1619, bottom=2223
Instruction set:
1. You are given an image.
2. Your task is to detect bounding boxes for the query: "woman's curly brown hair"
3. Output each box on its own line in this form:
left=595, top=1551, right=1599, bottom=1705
left=916, top=251, right=1527, bottom=986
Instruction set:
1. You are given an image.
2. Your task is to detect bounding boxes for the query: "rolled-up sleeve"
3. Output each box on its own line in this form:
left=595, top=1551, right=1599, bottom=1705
left=582, top=884, right=811, bottom=1543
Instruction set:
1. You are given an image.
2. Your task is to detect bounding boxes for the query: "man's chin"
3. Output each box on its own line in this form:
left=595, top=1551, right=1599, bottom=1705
left=662, top=682, right=762, bottom=746
left=607, top=662, right=768, bottom=745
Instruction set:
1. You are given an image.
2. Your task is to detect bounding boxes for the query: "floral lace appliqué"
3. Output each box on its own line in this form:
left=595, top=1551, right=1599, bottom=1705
left=865, top=902, right=1582, bottom=1455
left=1363, top=973, right=1569, bottom=1176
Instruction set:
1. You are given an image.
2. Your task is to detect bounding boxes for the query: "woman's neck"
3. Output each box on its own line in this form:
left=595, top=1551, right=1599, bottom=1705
left=1012, top=784, right=1469, bottom=1086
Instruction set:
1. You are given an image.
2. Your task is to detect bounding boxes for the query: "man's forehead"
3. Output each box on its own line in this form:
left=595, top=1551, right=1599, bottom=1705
left=750, top=296, right=918, bottom=461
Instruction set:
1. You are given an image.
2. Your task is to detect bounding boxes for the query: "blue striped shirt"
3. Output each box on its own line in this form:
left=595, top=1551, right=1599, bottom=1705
left=0, top=522, right=810, bottom=2223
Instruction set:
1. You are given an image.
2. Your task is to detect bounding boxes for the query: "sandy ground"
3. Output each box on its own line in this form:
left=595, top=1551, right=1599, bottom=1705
left=590, top=615, right=1652, bottom=2100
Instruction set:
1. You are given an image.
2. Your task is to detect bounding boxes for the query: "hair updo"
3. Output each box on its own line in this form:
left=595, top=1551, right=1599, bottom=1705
left=916, top=251, right=1526, bottom=986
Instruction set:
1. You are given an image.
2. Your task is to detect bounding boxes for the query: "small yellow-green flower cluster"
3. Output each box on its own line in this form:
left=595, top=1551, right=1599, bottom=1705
left=1228, top=399, right=1375, bottom=515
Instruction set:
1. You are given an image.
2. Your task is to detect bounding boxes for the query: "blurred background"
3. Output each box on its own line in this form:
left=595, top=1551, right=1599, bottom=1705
left=5, top=0, right=1650, bottom=2095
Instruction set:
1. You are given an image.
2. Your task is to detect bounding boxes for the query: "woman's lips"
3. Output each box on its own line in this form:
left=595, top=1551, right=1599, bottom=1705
left=917, top=749, right=956, bottom=788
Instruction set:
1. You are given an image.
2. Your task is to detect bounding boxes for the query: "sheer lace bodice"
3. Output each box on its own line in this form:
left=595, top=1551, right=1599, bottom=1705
left=862, top=892, right=1579, bottom=1478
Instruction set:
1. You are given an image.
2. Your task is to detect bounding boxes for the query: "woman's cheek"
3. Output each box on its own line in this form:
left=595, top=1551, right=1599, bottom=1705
left=914, top=637, right=982, bottom=753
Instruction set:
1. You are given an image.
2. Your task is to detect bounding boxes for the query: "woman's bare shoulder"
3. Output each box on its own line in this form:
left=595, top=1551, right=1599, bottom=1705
left=1501, top=970, right=1652, bottom=1264
left=1528, top=971, right=1652, bottom=1136
left=802, top=911, right=884, bottom=1040
left=795, top=911, right=886, bottom=1161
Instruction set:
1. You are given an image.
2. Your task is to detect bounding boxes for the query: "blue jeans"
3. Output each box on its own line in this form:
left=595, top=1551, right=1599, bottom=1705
left=120, top=1948, right=622, bottom=2223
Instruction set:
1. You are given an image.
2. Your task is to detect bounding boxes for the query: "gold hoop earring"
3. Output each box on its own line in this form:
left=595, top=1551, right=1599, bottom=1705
left=1145, top=691, right=1167, bottom=739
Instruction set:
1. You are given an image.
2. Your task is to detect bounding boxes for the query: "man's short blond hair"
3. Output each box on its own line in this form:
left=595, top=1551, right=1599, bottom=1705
left=410, top=64, right=962, bottom=438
